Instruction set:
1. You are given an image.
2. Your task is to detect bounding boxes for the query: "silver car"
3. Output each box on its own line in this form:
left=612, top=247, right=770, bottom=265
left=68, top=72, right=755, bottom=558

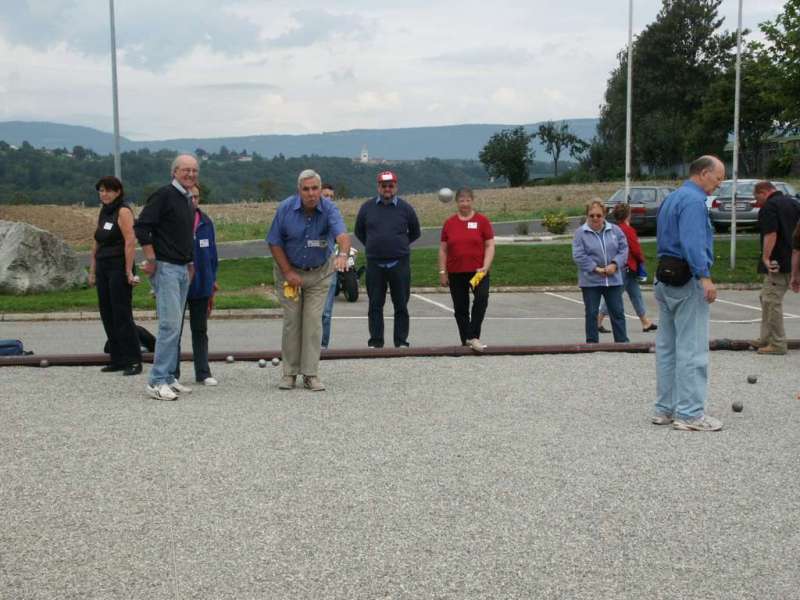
left=604, top=186, right=675, bottom=234
left=708, top=179, right=798, bottom=233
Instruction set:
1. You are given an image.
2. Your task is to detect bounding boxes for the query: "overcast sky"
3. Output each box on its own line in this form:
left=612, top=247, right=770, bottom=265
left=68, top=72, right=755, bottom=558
left=0, top=0, right=786, bottom=140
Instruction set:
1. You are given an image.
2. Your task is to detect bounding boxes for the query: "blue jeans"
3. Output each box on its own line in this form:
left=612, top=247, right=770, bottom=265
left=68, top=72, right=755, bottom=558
left=321, top=274, right=337, bottom=348
left=654, top=279, right=709, bottom=420
left=149, top=261, right=190, bottom=386
left=581, top=286, right=628, bottom=343
left=600, top=270, right=647, bottom=318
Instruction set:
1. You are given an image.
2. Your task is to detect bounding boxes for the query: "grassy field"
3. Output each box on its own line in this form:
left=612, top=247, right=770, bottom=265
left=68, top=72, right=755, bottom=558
left=0, top=239, right=764, bottom=313
left=0, top=181, right=665, bottom=249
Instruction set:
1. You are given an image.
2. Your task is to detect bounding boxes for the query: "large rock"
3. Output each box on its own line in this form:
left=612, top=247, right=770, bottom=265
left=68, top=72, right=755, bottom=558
left=0, top=220, right=87, bottom=294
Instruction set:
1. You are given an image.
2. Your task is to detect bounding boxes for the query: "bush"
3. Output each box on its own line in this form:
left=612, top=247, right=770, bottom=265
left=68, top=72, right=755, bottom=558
left=541, top=212, right=569, bottom=234
left=766, top=149, right=796, bottom=178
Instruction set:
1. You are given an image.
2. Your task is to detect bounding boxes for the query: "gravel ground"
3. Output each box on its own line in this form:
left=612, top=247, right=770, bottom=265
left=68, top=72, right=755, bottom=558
left=2, top=352, right=799, bottom=600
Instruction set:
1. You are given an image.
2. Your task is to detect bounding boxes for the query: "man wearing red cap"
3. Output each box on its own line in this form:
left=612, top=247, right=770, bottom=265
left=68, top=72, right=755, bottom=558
left=355, top=171, right=421, bottom=347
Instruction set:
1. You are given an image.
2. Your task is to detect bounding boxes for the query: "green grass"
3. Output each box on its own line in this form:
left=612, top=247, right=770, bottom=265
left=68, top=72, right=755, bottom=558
left=0, top=239, right=763, bottom=312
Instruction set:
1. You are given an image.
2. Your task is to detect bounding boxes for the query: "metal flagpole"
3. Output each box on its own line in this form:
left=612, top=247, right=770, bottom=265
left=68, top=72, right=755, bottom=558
left=730, top=0, right=743, bottom=268
left=109, top=0, right=122, bottom=179
left=624, top=0, right=634, bottom=204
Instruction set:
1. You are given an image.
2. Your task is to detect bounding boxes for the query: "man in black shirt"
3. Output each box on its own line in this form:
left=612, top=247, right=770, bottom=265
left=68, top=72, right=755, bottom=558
left=134, top=154, right=198, bottom=400
left=355, top=171, right=421, bottom=348
left=753, top=180, right=800, bottom=355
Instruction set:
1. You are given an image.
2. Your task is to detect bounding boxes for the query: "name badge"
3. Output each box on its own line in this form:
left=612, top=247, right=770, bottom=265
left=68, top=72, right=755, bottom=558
left=307, top=239, right=327, bottom=248
left=103, top=222, right=113, bottom=230
left=467, top=221, right=478, bottom=230
left=199, top=238, right=209, bottom=248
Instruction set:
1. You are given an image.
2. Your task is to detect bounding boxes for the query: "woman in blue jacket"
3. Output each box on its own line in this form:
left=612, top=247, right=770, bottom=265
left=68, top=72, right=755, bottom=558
left=572, top=199, right=629, bottom=343
left=174, top=184, right=219, bottom=386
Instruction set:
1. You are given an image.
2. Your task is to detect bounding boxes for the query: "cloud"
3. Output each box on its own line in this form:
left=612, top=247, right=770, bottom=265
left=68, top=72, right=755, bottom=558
left=425, top=46, right=540, bottom=67
left=0, top=0, right=261, bottom=71
left=185, top=82, right=281, bottom=92
left=266, top=9, right=372, bottom=48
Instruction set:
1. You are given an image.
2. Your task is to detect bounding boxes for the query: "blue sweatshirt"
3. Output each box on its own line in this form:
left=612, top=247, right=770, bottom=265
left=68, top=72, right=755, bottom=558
left=187, top=210, right=218, bottom=300
left=572, top=221, right=629, bottom=287
left=354, top=196, right=421, bottom=261
left=656, top=180, right=714, bottom=278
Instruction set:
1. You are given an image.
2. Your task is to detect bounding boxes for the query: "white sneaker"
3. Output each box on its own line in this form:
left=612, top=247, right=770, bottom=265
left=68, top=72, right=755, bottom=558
left=202, top=377, right=218, bottom=386
left=467, top=338, right=487, bottom=352
left=146, top=384, right=177, bottom=401
left=169, top=380, right=193, bottom=394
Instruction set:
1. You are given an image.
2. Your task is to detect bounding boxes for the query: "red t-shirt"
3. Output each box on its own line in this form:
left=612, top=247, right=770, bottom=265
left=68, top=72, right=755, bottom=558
left=440, top=212, right=494, bottom=273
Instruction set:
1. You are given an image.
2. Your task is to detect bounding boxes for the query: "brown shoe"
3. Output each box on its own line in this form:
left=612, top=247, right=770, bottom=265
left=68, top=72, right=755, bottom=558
left=302, top=376, right=325, bottom=391
left=749, top=339, right=767, bottom=349
left=757, top=345, right=787, bottom=356
left=278, top=375, right=296, bottom=390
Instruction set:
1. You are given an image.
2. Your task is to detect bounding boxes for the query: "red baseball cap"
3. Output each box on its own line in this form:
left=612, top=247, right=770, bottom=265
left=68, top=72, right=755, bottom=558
left=377, top=171, right=397, bottom=183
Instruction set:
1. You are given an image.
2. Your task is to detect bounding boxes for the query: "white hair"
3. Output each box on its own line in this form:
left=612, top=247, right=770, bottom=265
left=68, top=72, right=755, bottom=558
left=171, top=153, right=199, bottom=175
left=297, top=169, right=321, bottom=188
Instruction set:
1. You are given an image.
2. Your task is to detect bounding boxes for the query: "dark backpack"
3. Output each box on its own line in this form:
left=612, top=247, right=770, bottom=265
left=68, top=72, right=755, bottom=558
left=0, top=339, right=33, bottom=356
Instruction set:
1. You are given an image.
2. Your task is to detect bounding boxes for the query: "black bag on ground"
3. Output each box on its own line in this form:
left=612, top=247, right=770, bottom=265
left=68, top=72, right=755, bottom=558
left=656, top=256, right=692, bottom=287
left=0, top=339, right=33, bottom=356
left=103, top=325, right=156, bottom=354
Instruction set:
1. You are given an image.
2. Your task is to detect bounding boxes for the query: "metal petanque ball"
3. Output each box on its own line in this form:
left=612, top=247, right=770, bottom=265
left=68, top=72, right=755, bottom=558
left=732, top=400, right=744, bottom=413
left=438, top=187, right=454, bottom=203
left=747, top=375, right=758, bottom=384
left=39, top=359, right=49, bottom=368
left=258, top=359, right=267, bottom=368
left=271, top=357, right=280, bottom=367
left=226, top=355, right=235, bottom=363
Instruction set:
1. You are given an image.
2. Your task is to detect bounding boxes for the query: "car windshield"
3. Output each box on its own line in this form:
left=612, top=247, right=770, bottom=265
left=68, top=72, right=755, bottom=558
left=607, top=188, right=658, bottom=204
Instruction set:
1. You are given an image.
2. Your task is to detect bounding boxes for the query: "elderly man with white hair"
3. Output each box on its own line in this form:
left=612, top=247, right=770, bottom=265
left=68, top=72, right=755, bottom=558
left=267, top=169, right=350, bottom=391
left=134, top=153, right=199, bottom=401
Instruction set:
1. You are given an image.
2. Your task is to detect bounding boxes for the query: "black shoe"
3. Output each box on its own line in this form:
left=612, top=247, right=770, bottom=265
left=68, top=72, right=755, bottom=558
left=395, top=342, right=410, bottom=348
left=122, top=363, right=143, bottom=376
left=597, top=325, right=611, bottom=334
left=101, top=364, right=124, bottom=373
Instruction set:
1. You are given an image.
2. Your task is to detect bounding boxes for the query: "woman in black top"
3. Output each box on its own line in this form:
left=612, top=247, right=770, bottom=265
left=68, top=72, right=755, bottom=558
left=89, top=176, right=142, bottom=375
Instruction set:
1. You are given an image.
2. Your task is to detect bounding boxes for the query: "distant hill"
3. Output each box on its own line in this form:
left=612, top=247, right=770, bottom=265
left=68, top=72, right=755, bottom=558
left=0, top=119, right=599, bottom=161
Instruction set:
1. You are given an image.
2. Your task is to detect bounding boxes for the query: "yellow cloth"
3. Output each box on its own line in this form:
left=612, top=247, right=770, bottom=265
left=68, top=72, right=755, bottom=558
left=469, top=271, right=486, bottom=289
left=283, top=281, right=299, bottom=301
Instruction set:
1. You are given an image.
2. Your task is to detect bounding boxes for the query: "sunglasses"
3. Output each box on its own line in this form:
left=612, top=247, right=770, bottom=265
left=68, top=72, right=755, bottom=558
left=380, top=182, right=396, bottom=188
left=588, top=213, right=604, bottom=218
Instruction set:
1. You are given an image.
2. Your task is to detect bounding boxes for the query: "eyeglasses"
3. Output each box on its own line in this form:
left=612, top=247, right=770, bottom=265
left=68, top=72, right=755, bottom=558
left=379, top=182, right=396, bottom=188
left=301, top=185, right=320, bottom=192
left=588, top=213, right=604, bottom=218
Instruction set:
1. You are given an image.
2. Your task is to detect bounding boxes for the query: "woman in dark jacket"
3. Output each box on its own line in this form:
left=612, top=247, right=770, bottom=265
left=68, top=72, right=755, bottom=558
left=89, top=176, right=142, bottom=375
left=174, top=185, right=219, bottom=386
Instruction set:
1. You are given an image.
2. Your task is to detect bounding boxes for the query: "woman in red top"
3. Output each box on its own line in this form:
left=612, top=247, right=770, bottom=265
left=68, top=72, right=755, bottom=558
left=438, top=188, right=495, bottom=352
left=598, top=203, right=657, bottom=333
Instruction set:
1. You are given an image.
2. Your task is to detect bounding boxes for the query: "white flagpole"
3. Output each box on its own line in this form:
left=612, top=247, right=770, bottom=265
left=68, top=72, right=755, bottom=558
left=624, top=0, right=634, bottom=204
left=109, top=0, right=122, bottom=179
left=730, top=0, right=743, bottom=268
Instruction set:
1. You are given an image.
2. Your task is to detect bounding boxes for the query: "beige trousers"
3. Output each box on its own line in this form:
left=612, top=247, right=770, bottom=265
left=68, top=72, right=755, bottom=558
left=759, top=272, right=790, bottom=352
left=274, top=260, right=333, bottom=377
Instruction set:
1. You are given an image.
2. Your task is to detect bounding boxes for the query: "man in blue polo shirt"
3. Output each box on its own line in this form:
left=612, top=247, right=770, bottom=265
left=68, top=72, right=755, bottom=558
left=267, top=169, right=349, bottom=391
left=652, top=155, right=724, bottom=432
left=355, top=171, right=421, bottom=348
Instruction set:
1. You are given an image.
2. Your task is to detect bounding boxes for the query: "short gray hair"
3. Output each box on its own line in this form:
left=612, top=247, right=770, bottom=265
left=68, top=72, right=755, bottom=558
left=689, top=155, right=720, bottom=176
left=297, top=169, right=321, bottom=188
left=171, top=153, right=199, bottom=175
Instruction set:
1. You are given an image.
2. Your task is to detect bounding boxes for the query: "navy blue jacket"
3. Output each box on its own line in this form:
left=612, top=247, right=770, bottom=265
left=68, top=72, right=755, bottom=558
left=354, top=196, right=421, bottom=261
left=188, top=210, right=218, bottom=300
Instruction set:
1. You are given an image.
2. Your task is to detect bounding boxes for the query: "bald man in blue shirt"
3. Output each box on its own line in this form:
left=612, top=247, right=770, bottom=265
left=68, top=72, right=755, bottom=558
left=267, top=169, right=350, bottom=391
left=652, top=155, right=724, bottom=432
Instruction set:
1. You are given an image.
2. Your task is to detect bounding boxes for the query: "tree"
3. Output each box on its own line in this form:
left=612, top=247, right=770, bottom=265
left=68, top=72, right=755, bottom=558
left=478, top=126, right=534, bottom=187
left=760, top=0, right=800, bottom=132
left=594, top=0, right=736, bottom=174
left=257, top=178, right=279, bottom=202
left=537, top=121, right=589, bottom=176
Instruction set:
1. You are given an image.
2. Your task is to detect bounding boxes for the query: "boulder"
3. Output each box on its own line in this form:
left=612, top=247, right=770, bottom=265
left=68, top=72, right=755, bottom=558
left=0, top=220, right=87, bottom=294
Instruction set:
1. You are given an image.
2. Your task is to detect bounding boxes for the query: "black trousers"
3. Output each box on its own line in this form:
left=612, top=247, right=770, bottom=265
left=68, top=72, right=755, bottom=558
left=96, top=257, right=141, bottom=366
left=173, top=297, right=212, bottom=382
left=447, top=271, right=490, bottom=345
left=365, top=257, right=410, bottom=347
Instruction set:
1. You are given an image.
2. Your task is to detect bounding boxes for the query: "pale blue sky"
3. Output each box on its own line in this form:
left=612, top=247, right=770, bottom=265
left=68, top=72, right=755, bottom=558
left=0, top=0, right=784, bottom=139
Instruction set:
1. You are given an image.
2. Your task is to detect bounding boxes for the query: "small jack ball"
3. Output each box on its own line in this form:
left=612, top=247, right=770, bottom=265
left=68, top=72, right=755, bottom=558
left=732, top=401, right=744, bottom=413
left=258, top=359, right=267, bottom=368
left=39, top=359, right=49, bottom=368
left=271, top=357, right=280, bottom=366
left=226, top=355, right=235, bottom=363
left=747, top=375, right=758, bottom=384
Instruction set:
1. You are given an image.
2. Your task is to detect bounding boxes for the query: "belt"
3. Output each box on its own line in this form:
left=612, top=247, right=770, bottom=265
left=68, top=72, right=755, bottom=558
left=296, top=263, right=325, bottom=272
